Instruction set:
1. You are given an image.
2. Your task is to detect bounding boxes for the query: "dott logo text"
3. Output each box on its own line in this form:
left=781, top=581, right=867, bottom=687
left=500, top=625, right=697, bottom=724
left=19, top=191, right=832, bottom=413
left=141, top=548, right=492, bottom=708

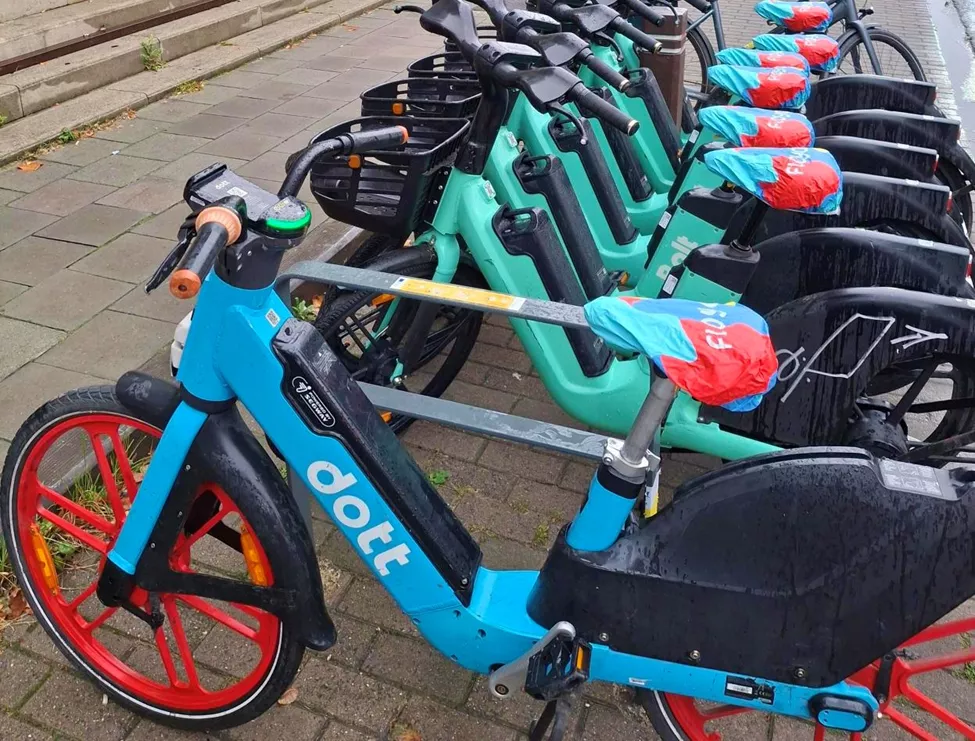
left=306, top=461, right=412, bottom=576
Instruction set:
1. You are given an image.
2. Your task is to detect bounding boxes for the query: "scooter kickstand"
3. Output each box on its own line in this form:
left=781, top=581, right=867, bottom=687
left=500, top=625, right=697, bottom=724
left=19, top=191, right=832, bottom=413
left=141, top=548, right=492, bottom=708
left=528, top=688, right=581, bottom=741
left=488, top=621, right=576, bottom=698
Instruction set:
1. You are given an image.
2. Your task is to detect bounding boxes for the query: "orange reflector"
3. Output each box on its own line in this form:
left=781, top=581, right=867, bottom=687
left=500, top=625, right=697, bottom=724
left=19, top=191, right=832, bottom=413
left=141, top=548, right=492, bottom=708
left=392, top=102, right=406, bottom=115
left=619, top=271, right=630, bottom=287
left=370, top=293, right=394, bottom=306
left=30, top=525, right=59, bottom=594
left=240, top=525, right=269, bottom=586
left=348, top=154, right=362, bottom=169
left=380, top=411, right=393, bottom=422
left=575, top=647, right=585, bottom=671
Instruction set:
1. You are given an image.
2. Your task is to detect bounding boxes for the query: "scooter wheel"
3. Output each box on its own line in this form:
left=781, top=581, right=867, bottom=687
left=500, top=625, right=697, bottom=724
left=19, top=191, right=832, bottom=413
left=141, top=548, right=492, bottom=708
left=0, top=387, right=304, bottom=730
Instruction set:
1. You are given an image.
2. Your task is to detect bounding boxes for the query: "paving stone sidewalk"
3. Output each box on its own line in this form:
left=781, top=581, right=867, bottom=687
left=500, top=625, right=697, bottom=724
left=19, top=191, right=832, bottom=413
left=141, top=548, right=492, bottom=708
left=1, top=1, right=974, bottom=739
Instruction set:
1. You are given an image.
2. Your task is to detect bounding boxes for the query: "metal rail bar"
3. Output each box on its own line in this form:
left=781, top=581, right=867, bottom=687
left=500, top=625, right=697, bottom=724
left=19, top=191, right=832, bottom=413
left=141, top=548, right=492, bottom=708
left=0, top=0, right=237, bottom=77
left=277, top=261, right=591, bottom=330
left=360, top=383, right=609, bottom=460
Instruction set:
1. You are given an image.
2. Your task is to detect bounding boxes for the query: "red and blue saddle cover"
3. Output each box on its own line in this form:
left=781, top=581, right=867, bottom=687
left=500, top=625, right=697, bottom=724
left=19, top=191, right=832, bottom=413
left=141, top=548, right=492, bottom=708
left=752, top=33, right=840, bottom=73
left=583, top=297, right=778, bottom=411
left=754, top=1, right=832, bottom=32
left=698, top=106, right=815, bottom=148
left=707, top=64, right=811, bottom=109
left=704, top=146, right=842, bottom=214
left=716, top=47, right=810, bottom=73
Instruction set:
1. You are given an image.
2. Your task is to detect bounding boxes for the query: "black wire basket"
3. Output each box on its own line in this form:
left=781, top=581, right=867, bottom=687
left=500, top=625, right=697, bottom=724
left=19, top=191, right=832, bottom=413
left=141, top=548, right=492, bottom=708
left=407, top=52, right=476, bottom=78
left=360, top=76, right=482, bottom=119
left=306, top=116, right=471, bottom=238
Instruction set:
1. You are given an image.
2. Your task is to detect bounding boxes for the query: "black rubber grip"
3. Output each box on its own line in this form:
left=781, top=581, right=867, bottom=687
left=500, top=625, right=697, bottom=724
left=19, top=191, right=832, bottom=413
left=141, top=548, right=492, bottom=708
left=580, top=50, right=630, bottom=91
left=180, top=221, right=228, bottom=277
left=620, top=0, right=666, bottom=25
left=683, top=0, right=710, bottom=13
left=572, top=85, right=640, bottom=135
left=608, top=16, right=662, bottom=52
left=347, top=126, right=409, bottom=153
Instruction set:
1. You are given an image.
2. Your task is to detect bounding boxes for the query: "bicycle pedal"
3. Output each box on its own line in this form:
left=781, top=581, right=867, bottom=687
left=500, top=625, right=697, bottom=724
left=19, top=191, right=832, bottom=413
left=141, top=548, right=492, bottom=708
left=524, top=634, right=591, bottom=702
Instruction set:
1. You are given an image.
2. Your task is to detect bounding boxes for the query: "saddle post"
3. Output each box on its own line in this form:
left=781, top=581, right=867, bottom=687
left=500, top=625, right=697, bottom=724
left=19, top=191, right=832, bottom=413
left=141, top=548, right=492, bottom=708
left=566, top=375, right=677, bottom=552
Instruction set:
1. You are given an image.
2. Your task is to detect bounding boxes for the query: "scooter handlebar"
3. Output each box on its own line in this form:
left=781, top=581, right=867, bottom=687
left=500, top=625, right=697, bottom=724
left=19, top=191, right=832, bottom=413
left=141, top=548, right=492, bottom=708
left=608, top=15, right=662, bottom=52
left=579, top=50, right=631, bottom=91
left=571, top=84, right=640, bottom=135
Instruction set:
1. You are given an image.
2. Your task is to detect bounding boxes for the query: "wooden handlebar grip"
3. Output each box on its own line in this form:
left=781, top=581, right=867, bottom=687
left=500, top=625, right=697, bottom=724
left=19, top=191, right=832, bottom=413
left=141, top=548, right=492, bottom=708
left=168, top=206, right=242, bottom=299
left=195, top=205, right=242, bottom=244
left=170, top=269, right=202, bottom=299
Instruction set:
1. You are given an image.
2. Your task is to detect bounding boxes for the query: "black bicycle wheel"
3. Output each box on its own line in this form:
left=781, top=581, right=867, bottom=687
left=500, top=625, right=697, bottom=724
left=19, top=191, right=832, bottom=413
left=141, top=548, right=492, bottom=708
left=684, top=26, right=716, bottom=104
left=836, top=27, right=926, bottom=81
left=323, top=233, right=405, bottom=305
left=315, top=245, right=485, bottom=433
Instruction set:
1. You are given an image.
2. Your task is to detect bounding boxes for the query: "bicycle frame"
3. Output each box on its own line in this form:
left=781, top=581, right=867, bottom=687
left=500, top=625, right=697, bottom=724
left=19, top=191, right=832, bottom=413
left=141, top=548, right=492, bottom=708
left=104, top=261, right=877, bottom=725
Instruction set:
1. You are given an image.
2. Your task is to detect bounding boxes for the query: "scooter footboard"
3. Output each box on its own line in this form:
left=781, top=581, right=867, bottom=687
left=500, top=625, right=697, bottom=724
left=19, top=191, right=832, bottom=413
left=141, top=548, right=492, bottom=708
left=707, top=287, right=975, bottom=446
left=527, top=448, right=975, bottom=687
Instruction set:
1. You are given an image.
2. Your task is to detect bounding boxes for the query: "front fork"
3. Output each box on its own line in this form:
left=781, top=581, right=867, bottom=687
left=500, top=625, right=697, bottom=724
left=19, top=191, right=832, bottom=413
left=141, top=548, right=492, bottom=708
left=390, top=233, right=461, bottom=381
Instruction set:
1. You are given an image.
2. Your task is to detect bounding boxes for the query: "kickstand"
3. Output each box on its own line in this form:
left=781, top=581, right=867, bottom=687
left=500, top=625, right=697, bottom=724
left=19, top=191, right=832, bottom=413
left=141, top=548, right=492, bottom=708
left=528, top=688, right=580, bottom=741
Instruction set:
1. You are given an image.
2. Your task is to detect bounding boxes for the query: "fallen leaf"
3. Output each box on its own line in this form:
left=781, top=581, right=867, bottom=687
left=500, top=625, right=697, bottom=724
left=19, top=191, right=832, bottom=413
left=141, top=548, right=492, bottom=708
left=17, top=161, right=42, bottom=172
left=277, top=687, right=299, bottom=705
left=7, top=587, right=28, bottom=620
left=391, top=723, right=422, bottom=741
left=311, top=295, right=323, bottom=309
left=343, top=24, right=359, bottom=31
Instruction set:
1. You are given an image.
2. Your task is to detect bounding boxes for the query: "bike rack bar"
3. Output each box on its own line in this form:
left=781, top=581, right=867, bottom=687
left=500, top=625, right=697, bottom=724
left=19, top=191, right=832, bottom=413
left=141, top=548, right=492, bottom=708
left=361, top=383, right=609, bottom=460
left=277, top=261, right=591, bottom=330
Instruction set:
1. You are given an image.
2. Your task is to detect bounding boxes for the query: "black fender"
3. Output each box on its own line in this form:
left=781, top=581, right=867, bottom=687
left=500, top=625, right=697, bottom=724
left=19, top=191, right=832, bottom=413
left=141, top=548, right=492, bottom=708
left=725, top=172, right=968, bottom=249
left=813, top=109, right=961, bottom=156
left=707, top=287, right=975, bottom=446
left=945, top=141, right=975, bottom=192
left=741, top=227, right=972, bottom=314
left=806, top=75, right=937, bottom=119
left=814, top=135, right=938, bottom=181
left=115, top=371, right=335, bottom=652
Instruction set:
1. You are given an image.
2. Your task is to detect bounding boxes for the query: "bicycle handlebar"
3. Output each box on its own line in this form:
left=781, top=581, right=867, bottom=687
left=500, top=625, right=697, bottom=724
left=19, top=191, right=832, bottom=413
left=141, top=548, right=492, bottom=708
left=279, top=126, right=408, bottom=197
left=570, top=84, right=640, bottom=134
left=608, top=15, right=662, bottom=51
left=170, top=204, right=242, bottom=299
left=578, top=48, right=630, bottom=90
left=617, top=0, right=667, bottom=25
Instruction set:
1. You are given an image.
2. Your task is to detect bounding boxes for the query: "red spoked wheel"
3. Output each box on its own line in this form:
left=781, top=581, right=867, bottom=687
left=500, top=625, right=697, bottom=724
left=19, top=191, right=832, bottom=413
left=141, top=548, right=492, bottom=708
left=642, top=614, right=975, bottom=740
left=1, top=388, right=303, bottom=730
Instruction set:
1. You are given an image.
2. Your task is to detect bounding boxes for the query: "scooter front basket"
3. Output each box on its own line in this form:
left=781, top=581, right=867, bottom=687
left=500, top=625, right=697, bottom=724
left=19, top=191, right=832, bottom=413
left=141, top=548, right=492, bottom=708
left=360, top=76, right=481, bottom=119
left=306, top=115, right=471, bottom=238
left=407, top=52, right=476, bottom=79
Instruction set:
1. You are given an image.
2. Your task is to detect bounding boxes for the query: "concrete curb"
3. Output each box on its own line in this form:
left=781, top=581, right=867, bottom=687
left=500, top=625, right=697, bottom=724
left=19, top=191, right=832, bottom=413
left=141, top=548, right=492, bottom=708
left=0, top=0, right=390, bottom=165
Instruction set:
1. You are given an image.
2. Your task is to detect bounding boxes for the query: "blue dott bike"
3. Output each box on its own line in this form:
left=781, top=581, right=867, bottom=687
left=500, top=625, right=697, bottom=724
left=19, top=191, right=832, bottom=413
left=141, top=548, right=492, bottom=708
left=4, top=126, right=975, bottom=740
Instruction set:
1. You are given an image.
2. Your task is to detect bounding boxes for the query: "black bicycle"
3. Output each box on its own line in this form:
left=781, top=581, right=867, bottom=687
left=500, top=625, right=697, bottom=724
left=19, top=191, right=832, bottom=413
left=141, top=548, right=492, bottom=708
left=671, top=0, right=926, bottom=99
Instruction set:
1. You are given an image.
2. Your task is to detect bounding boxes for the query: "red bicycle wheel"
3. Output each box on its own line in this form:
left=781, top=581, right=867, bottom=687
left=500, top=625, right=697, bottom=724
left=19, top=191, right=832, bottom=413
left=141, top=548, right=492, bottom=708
left=644, top=612, right=975, bottom=739
left=1, top=388, right=303, bottom=729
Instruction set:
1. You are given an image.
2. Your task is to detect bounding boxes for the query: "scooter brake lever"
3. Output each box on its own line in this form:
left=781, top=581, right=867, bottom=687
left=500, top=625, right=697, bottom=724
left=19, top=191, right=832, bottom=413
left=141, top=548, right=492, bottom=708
left=547, top=102, right=589, bottom=145
left=394, top=4, right=425, bottom=12
left=145, top=215, right=198, bottom=293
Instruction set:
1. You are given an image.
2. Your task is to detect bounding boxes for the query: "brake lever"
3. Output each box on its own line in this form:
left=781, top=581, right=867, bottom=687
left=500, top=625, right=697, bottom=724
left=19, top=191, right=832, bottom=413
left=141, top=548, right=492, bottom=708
left=394, top=4, right=425, bottom=12
left=144, top=214, right=198, bottom=294
left=547, top=102, right=589, bottom=145
left=593, top=30, right=623, bottom=60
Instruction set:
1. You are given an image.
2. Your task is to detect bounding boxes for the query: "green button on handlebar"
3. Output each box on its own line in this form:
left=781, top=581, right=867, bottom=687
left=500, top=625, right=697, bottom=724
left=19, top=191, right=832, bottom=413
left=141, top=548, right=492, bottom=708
left=265, top=209, right=312, bottom=233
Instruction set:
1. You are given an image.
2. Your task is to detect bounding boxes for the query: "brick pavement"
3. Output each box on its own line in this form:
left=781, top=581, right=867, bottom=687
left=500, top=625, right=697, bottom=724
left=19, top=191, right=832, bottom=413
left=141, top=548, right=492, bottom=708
left=1, top=0, right=974, bottom=739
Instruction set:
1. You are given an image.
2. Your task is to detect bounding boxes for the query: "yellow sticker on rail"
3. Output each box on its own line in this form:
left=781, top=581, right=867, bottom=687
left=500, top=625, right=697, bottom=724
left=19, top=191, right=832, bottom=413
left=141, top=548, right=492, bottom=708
left=390, top=277, right=526, bottom=311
